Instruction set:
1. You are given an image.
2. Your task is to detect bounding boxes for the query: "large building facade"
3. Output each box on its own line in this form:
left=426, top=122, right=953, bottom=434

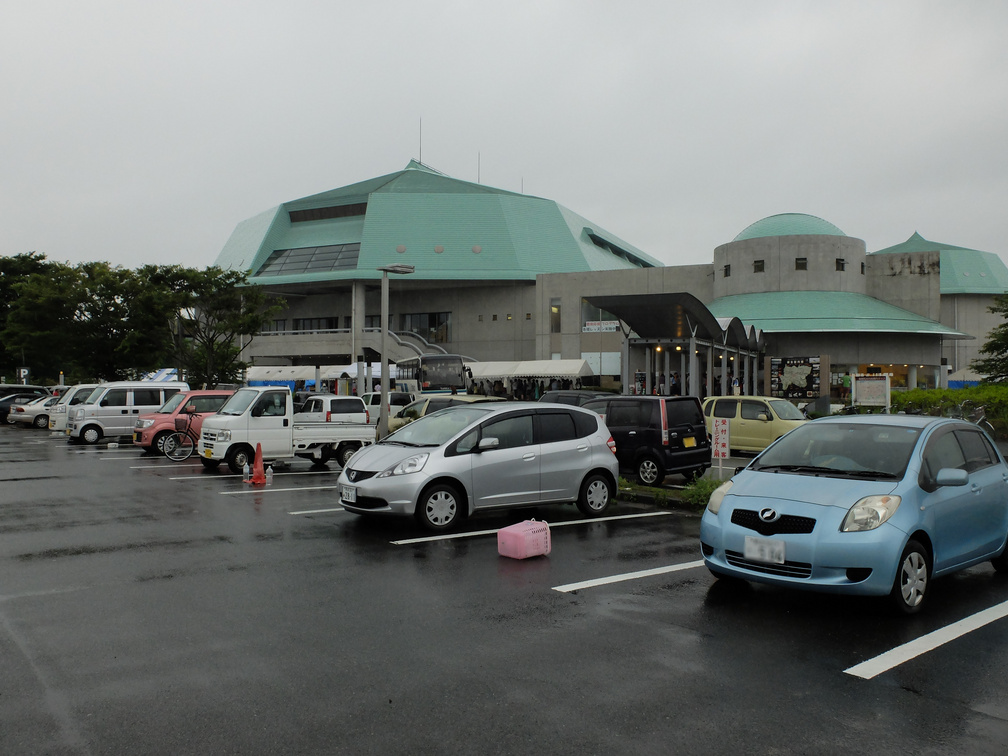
left=216, top=162, right=1005, bottom=398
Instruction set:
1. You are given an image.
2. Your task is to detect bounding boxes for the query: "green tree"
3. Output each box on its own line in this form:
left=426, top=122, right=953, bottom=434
left=171, top=267, right=284, bottom=387
left=972, top=294, right=1008, bottom=383
left=1, top=262, right=86, bottom=382
left=0, top=252, right=51, bottom=378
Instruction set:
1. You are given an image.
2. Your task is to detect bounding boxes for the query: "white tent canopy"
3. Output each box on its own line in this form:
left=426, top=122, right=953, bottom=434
left=467, top=359, right=594, bottom=381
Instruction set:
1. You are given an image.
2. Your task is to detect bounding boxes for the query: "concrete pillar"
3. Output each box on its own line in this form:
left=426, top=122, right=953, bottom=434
left=907, top=365, right=918, bottom=390
left=688, top=336, right=698, bottom=398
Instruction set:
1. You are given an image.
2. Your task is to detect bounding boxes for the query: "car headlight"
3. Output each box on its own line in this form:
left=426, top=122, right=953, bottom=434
left=706, top=481, right=733, bottom=514
left=841, top=495, right=901, bottom=532
left=377, top=453, right=429, bottom=478
left=136, top=419, right=154, bottom=429
left=55, top=405, right=67, bottom=414
left=216, top=429, right=231, bottom=442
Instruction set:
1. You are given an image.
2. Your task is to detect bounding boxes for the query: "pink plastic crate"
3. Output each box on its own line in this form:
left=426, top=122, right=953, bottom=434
left=497, top=519, right=551, bottom=560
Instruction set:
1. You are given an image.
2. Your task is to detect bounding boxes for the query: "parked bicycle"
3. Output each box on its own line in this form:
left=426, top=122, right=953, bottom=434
left=164, top=411, right=201, bottom=461
left=943, top=400, right=997, bottom=438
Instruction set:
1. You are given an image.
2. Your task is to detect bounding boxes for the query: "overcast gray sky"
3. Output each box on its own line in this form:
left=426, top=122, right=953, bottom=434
left=4, top=1, right=1008, bottom=270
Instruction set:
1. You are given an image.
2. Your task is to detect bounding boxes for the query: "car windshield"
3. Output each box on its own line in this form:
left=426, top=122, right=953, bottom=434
left=751, top=421, right=920, bottom=479
left=383, top=405, right=493, bottom=446
left=157, top=393, right=188, bottom=414
left=217, top=388, right=259, bottom=416
left=768, top=399, right=805, bottom=420
left=80, top=386, right=104, bottom=404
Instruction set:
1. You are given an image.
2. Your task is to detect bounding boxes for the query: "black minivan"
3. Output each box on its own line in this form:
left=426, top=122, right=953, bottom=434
left=581, top=395, right=710, bottom=485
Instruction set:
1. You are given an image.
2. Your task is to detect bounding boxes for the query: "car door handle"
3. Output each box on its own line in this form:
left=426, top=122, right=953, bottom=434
left=522, top=452, right=535, bottom=461
left=628, top=431, right=636, bottom=436
left=971, top=484, right=981, bottom=494
left=577, top=443, right=588, bottom=452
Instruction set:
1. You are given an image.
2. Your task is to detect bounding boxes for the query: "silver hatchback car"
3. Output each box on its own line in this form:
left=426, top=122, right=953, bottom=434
left=338, top=402, right=619, bottom=531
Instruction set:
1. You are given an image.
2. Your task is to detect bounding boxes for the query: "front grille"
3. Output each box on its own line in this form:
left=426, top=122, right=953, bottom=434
left=731, top=508, right=815, bottom=536
left=346, top=495, right=387, bottom=510
left=725, top=550, right=812, bottom=578
left=345, top=469, right=377, bottom=483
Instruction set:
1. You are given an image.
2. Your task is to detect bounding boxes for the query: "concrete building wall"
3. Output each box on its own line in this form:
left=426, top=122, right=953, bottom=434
left=941, top=293, right=999, bottom=373
left=712, top=235, right=867, bottom=297
left=865, top=251, right=941, bottom=320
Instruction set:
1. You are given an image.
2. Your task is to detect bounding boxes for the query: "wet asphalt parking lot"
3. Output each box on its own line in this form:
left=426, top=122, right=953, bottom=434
left=2, top=423, right=1008, bottom=755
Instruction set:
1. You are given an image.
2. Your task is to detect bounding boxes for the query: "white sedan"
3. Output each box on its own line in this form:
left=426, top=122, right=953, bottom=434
left=7, top=395, right=59, bottom=429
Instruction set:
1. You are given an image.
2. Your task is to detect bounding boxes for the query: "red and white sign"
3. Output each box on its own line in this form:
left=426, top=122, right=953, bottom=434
left=712, top=417, right=730, bottom=460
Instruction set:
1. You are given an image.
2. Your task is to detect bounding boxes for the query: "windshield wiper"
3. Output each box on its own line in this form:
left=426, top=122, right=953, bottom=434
left=755, top=464, right=838, bottom=475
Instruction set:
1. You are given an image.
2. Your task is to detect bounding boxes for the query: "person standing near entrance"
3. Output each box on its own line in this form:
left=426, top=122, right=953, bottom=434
left=842, top=372, right=852, bottom=402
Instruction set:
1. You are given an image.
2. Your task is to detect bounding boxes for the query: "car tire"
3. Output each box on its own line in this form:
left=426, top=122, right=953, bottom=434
left=416, top=483, right=463, bottom=531
left=337, top=443, right=359, bottom=467
left=576, top=473, right=613, bottom=516
left=992, top=545, right=1008, bottom=573
left=200, top=458, right=221, bottom=471
left=636, top=454, right=665, bottom=486
left=81, top=425, right=102, bottom=445
left=152, top=431, right=173, bottom=456
left=226, top=445, right=254, bottom=475
left=891, top=539, right=930, bottom=614
left=33, top=414, right=48, bottom=429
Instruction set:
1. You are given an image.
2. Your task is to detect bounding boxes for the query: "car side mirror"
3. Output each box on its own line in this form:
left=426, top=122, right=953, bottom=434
left=478, top=437, right=500, bottom=452
left=935, top=468, right=969, bottom=487
left=757, top=413, right=770, bottom=421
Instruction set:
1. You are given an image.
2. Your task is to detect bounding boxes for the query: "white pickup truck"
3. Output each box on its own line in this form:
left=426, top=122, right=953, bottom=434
left=198, top=385, right=373, bottom=473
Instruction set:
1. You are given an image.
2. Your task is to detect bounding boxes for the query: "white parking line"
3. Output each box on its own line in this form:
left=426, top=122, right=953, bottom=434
left=390, top=510, right=676, bottom=545
left=552, top=560, right=705, bottom=593
left=844, top=598, right=1008, bottom=679
left=289, top=507, right=346, bottom=515
left=220, top=485, right=342, bottom=496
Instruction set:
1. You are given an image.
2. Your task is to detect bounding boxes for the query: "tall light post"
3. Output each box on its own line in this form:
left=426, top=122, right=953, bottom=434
left=378, top=263, right=415, bottom=438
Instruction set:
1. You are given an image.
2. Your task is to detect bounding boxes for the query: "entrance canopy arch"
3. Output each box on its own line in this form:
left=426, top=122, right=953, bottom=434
left=584, top=293, right=765, bottom=397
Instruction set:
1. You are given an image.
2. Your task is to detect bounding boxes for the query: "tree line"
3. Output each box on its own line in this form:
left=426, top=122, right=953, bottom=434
left=0, top=252, right=284, bottom=388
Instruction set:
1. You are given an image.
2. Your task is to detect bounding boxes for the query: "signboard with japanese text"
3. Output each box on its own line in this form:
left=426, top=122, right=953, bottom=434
left=712, top=417, right=730, bottom=460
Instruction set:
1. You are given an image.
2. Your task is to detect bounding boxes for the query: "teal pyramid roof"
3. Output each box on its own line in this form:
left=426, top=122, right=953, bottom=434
left=872, top=232, right=1008, bottom=295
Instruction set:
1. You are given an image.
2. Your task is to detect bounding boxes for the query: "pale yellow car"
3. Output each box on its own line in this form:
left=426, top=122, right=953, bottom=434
left=387, top=394, right=504, bottom=433
left=701, top=395, right=807, bottom=453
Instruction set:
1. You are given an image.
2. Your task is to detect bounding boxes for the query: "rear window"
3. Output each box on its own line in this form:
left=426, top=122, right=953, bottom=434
left=538, top=411, right=577, bottom=443
left=665, top=398, right=703, bottom=426
left=134, top=388, right=161, bottom=406
left=331, top=398, right=364, bottom=413
left=713, top=399, right=737, bottom=419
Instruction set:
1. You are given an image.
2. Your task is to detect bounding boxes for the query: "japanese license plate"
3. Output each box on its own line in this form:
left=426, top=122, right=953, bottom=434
left=341, top=485, right=356, bottom=504
left=203, top=448, right=213, bottom=459
left=683, top=436, right=696, bottom=447
left=744, top=535, right=785, bottom=564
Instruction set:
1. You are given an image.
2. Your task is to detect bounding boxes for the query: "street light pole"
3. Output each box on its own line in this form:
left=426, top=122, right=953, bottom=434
left=378, top=263, right=415, bottom=438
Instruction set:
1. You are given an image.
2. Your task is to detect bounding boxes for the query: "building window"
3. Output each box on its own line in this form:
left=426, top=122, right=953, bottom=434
left=365, top=315, right=381, bottom=329
left=400, top=311, right=452, bottom=343
left=723, top=264, right=731, bottom=278
left=292, top=317, right=339, bottom=332
left=507, top=313, right=512, bottom=320
left=525, top=313, right=531, bottom=320
left=478, top=314, right=483, bottom=322
left=795, top=257, right=808, bottom=271
left=550, top=298, right=561, bottom=334
left=262, top=319, right=287, bottom=333
left=492, top=314, right=498, bottom=322
left=836, top=258, right=846, bottom=271
left=861, top=262, right=866, bottom=274
left=753, top=259, right=765, bottom=273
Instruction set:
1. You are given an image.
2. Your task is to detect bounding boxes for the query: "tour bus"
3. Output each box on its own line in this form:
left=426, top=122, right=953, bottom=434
left=394, top=354, right=469, bottom=396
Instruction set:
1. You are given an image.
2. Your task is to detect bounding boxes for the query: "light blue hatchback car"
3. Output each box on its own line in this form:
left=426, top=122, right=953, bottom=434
left=700, top=415, right=1008, bottom=613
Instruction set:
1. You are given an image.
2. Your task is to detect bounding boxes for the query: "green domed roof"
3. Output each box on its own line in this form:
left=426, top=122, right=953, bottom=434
left=733, top=213, right=846, bottom=242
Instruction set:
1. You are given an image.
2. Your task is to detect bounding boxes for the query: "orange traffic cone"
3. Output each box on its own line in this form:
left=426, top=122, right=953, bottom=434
left=247, top=443, right=267, bottom=485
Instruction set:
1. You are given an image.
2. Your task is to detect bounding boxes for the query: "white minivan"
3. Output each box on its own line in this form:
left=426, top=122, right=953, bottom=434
left=68, top=381, right=189, bottom=444
left=48, top=383, right=100, bottom=432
